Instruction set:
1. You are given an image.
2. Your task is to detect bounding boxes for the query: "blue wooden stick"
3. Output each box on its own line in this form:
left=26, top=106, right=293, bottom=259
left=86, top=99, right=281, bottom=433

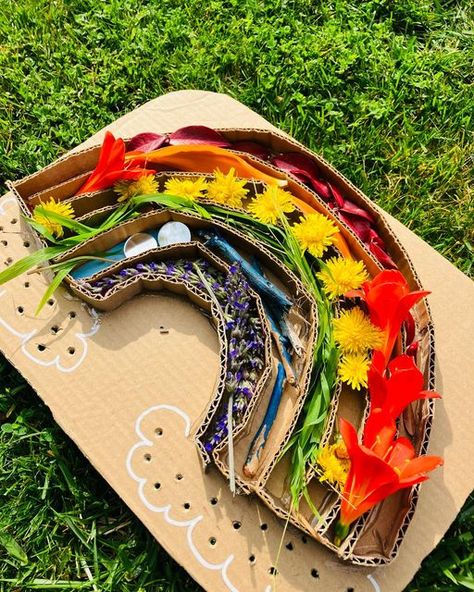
left=250, top=255, right=296, bottom=382
left=198, top=231, right=293, bottom=313
left=243, top=362, right=286, bottom=478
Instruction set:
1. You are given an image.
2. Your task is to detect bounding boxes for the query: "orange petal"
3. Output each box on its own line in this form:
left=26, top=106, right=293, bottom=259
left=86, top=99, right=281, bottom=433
left=398, top=455, right=443, bottom=482
left=125, top=144, right=286, bottom=187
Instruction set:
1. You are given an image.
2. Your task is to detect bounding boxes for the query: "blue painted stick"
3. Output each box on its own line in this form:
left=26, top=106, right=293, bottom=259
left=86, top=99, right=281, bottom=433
left=243, top=362, right=286, bottom=478
left=198, top=231, right=293, bottom=313
left=251, top=255, right=303, bottom=361
left=249, top=255, right=295, bottom=383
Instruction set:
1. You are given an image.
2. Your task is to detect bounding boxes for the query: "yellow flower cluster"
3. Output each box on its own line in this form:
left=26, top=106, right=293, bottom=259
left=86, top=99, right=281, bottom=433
left=115, top=175, right=159, bottom=202
left=164, top=177, right=208, bottom=201
left=247, top=188, right=340, bottom=259
left=317, top=440, right=350, bottom=489
left=333, top=308, right=383, bottom=354
left=32, top=197, right=75, bottom=238
left=317, top=257, right=369, bottom=300
left=337, top=353, right=371, bottom=391
left=160, top=169, right=249, bottom=208
left=292, top=213, right=339, bottom=258
left=334, top=307, right=383, bottom=391
left=206, top=168, right=249, bottom=208
left=247, top=186, right=295, bottom=225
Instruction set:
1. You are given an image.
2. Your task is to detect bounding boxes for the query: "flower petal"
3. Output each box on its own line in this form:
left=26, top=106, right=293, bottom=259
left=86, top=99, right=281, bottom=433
left=127, top=132, right=169, bottom=152
left=339, top=211, right=372, bottom=243
left=369, top=239, right=398, bottom=269
left=340, top=199, right=375, bottom=223
left=272, top=153, right=332, bottom=200
left=328, top=183, right=345, bottom=208
left=398, top=455, right=444, bottom=483
left=169, top=125, right=231, bottom=147
left=363, top=408, right=396, bottom=455
left=232, top=141, right=272, bottom=160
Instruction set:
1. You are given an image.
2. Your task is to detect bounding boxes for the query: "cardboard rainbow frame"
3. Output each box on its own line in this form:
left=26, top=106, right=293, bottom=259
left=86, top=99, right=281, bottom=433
left=0, top=91, right=472, bottom=592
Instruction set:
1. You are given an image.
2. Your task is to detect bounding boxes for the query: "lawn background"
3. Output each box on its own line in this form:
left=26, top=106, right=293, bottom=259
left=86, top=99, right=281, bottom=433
left=0, top=0, right=473, bottom=590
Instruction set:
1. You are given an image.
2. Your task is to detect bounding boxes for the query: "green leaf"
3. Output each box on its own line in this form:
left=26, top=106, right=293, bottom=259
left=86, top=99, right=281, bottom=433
left=457, top=577, right=474, bottom=591
left=35, top=261, right=77, bottom=315
left=0, top=246, right=66, bottom=285
left=130, top=192, right=212, bottom=219
left=0, top=530, right=28, bottom=565
left=30, top=207, right=93, bottom=234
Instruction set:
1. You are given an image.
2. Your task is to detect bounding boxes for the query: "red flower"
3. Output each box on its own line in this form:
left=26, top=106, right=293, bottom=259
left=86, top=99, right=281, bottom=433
left=335, top=418, right=443, bottom=543
left=76, top=132, right=154, bottom=195
left=363, top=352, right=440, bottom=456
left=349, top=270, right=430, bottom=368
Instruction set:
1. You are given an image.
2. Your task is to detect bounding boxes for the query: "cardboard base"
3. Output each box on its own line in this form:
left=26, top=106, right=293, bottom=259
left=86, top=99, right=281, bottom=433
left=0, top=90, right=473, bottom=591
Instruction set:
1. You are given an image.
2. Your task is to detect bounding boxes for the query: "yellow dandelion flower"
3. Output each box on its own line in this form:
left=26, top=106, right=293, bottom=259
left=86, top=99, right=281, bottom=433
left=32, top=198, right=75, bottom=238
left=337, top=353, right=370, bottom=391
left=206, top=168, right=249, bottom=208
left=163, top=176, right=208, bottom=201
left=317, top=257, right=369, bottom=300
left=114, top=174, right=159, bottom=202
left=292, top=213, right=339, bottom=258
left=247, top=185, right=295, bottom=224
left=333, top=307, right=384, bottom=354
left=317, top=441, right=350, bottom=489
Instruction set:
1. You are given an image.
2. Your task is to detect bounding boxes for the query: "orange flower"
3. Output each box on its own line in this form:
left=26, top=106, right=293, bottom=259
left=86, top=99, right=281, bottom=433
left=334, top=352, right=442, bottom=543
left=365, top=353, right=440, bottom=432
left=335, top=418, right=443, bottom=543
left=77, top=132, right=154, bottom=195
left=348, top=270, right=430, bottom=368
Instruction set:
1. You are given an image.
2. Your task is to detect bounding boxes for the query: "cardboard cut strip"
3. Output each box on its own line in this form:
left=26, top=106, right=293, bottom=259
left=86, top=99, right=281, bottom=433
left=0, top=91, right=472, bottom=592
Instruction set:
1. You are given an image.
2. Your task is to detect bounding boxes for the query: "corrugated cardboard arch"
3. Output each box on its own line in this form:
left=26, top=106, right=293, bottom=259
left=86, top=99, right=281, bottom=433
left=0, top=91, right=472, bottom=592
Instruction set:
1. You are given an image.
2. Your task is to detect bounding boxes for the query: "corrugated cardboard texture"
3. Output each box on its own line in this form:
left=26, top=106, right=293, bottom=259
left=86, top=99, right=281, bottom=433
left=8, top=120, right=437, bottom=560
left=0, top=90, right=473, bottom=591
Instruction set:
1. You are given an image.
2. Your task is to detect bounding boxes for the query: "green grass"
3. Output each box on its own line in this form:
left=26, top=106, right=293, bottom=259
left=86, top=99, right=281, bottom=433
left=0, top=0, right=473, bottom=590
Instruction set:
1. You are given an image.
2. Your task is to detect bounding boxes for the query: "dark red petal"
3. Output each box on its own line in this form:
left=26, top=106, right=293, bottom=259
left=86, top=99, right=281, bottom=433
left=340, top=199, right=375, bottom=222
left=309, top=177, right=333, bottom=201
left=272, top=153, right=332, bottom=200
left=289, top=170, right=332, bottom=203
left=368, top=228, right=385, bottom=249
left=231, top=141, right=272, bottom=160
left=169, top=125, right=230, bottom=147
left=328, top=183, right=345, bottom=208
left=339, top=212, right=372, bottom=243
left=292, top=170, right=317, bottom=187
left=369, top=239, right=398, bottom=269
left=404, top=311, right=416, bottom=346
left=127, top=132, right=169, bottom=152
left=406, top=341, right=419, bottom=357
left=272, top=152, right=320, bottom=177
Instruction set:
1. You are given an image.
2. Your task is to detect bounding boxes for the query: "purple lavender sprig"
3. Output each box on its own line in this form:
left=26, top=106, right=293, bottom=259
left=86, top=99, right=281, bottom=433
left=204, top=263, right=265, bottom=453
